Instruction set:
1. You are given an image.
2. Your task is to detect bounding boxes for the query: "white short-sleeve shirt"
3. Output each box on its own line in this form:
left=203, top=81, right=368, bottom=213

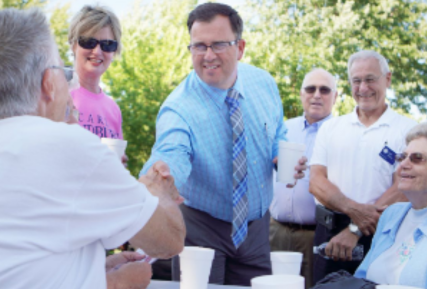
left=0, top=116, right=159, bottom=289
left=310, top=106, right=417, bottom=205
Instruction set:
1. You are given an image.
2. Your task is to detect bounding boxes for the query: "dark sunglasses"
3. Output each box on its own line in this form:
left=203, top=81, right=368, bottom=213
left=304, top=86, right=332, bottom=95
left=78, top=37, right=118, bottom=52
left=395, top=152, right=427, bottom=164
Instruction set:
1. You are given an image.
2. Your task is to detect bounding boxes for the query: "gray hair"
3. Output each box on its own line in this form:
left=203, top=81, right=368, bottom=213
left=0, top=8, right=55, bottom=118
left=68, top=5, right=122, bottom=55
left=301, top=68, right=337, bottom=91
left=347, top=50, right=390, bottom=79
left=406, top=122, right=427, bottom=145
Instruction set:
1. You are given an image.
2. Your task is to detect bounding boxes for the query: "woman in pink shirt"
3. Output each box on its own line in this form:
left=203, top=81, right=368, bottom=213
left=68, top=5, right=123, bottom=140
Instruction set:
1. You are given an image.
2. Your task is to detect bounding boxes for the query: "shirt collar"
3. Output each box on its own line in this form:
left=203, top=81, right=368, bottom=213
left=194, top=69, right=245, bottom=109
left=302, top=113, right=333, bottom=130
left=350, top=104, right=393, bottom=128
left=382, top=203, right=412, bottom=239
left=381, top=203, right=427, bottom=241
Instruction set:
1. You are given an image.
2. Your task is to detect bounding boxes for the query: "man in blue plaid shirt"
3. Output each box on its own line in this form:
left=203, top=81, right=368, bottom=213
left=140, top=3, right=306, bottom=286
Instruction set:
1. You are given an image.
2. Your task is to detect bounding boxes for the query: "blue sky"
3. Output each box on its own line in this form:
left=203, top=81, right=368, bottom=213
left=48, top=0, right=246, bottom=17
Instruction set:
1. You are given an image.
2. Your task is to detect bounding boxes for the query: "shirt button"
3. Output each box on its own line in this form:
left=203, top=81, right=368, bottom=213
left=261, top=184, right=264, bottom=188
left=254, top=161, right=257, bottom=164
left=246, top=137, right=248, bottom=141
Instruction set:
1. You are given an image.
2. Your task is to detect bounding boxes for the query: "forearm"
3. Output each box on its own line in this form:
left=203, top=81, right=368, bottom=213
left=309, top=167, right=356, bottom=214
left=130, top=199, right=185, bottom=259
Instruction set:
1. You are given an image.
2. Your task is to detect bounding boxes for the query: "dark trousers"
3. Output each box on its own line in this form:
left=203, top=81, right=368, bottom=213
left=172, top=204, right=272, bottom=286
left=313, top=212, right=373, bottom=284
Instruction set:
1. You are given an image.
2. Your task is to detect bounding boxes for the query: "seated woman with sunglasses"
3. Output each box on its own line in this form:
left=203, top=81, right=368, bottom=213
left=68, top=5, right=124, bottom=145
left=353, top=122, right=427, bottom=288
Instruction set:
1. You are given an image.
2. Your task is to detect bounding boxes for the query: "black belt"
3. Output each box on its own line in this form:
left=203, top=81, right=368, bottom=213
left=274, top=219, right=316, bottom=231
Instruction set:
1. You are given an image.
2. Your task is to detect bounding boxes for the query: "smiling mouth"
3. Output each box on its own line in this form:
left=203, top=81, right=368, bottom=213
left=88, top=58, right=102, bottom=64
left=401, top=174, right=415, bottom=180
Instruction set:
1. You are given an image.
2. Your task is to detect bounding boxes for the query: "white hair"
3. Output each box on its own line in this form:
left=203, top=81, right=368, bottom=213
left=347, top=50, right=390, bottom=79
left=0, top=8, right=56, bottom=118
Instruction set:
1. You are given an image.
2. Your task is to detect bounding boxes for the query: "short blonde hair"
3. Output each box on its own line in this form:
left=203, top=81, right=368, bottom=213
left=68, top=5, right=122, bottom=55
left=406, top=122, right=427, bottom=145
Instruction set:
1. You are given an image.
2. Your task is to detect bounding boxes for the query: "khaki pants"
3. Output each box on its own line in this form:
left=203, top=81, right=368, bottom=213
left=269, top=218, right=315, bottom=289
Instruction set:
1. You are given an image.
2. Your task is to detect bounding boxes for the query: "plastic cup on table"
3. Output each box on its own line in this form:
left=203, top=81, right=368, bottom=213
left=179, top=246, right=215, bottom=289
left=251, top=274, right=305, bottom=289
left=270, top=251, right=303, bottom=275
left=277, top=141, right=306, bottom=184
left=376, top=285, right=424, bottom=289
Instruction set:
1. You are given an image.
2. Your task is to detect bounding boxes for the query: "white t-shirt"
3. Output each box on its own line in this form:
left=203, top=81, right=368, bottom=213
left=310, top=106, right=417, bottom=205
left=0, top=116, right=159, bottom=289
left=367, top=207, right=427, bottom=285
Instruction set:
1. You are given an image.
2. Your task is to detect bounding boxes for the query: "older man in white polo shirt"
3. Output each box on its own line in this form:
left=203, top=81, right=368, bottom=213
left=309, top=50, right=417, bottom=283
left=269, top=68, right=337, bottom=288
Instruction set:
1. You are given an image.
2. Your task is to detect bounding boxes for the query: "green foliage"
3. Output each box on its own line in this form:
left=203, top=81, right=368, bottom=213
left=242, top=0, right=427, bottom=119
left=1, top=0, right=46, bottom=9
left=104, top=0, right=196, bottom=176
left=49, top=3, right=72, bottom=66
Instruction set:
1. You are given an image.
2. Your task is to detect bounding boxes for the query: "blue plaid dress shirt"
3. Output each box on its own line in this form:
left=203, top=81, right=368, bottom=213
left=140, top=62, right=287, bottom=222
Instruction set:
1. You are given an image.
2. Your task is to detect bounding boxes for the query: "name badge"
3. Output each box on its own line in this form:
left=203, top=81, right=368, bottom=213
left=379, top=145, right=396, bottom=165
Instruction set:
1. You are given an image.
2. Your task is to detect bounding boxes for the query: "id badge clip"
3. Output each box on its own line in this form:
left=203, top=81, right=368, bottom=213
left=379, top=143, right=396, bottom=165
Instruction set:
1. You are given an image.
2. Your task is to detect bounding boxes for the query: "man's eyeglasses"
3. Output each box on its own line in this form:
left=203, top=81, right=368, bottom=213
left=188, top=40, right=239, bottom=55
left=78, top=37, right=118, bottom=52
left=48, top=66, right=74, bottom=82
left=395, top=152, right=427, bottom=164
left=350, top=75, right=383, bottom=87
left=303, top=86, right=332, bottom=95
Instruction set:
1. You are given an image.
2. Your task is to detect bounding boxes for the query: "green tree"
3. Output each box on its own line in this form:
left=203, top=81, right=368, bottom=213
left=49, top=3, right=72, bottom=65
left=104, top=0, right=196, bottom=176
left=242, top=0, right=427, bottom=119
left=1, top=0, right=46, bottom=9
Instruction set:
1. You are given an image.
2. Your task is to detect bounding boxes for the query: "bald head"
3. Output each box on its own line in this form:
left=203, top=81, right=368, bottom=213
left=301, top=68, right=337, bottom=91
left=300, top=68, right=337, bottom=124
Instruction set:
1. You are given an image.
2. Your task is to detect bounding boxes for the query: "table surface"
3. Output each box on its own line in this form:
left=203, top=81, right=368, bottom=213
left=148, top=280, right=248, bottom=289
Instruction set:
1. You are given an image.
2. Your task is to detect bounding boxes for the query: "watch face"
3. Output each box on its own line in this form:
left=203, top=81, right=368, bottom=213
left=349, top=223, right=362, bottom=237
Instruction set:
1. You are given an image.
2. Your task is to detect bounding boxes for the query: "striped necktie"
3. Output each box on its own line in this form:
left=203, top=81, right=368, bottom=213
left=225, top=88, right=248, bottom=249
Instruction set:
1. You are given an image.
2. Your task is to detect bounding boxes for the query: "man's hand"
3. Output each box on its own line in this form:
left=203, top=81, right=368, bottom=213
left=106, top=252, right=152, bottom=289
left=347, top=203, right=386, bottom=235
left=325, top=228, right=359, bottom=261
left=138, top=160, right=184, bottom=205
left=273, top=156, right=308, bottom=188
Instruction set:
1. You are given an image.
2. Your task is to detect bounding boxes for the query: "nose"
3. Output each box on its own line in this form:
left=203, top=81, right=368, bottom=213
left=358, top=80, right=370, bottom=93
left=313, top=89, right=322, bottom=99
left=91, top=43, right=103, bottom=54
left=203, top=47, right=217, bottom=61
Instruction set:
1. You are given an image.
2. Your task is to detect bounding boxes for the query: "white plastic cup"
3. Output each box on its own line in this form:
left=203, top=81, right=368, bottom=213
left=179, top=246, right=215, bottom=289
left=270, top=252, right=303, bottom=275
left=101, top=138, right=127, bottom=159
left=277, top=141, right=306, bottom=184
left=375, top=285, right=422, bottom=289
left=251, top=274, right=304, bottom=289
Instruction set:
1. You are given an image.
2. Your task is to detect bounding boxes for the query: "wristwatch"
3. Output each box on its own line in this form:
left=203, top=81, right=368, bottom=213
left=348, top=222, right=363, bottom=238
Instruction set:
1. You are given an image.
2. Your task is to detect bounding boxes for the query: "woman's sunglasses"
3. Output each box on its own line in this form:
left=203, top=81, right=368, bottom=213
left=395, top=152, right=427, bottom=164
left=303, top=86, right=332, bottom=95
left=78, top=37, right=118, bottom=52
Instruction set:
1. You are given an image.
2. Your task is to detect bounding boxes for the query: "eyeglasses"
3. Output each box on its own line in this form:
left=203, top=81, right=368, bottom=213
left=48, top=66, right=74, bottom=82
left=303, top=86, right=332, bottom=95
left=350, top=75, right=383, bottom=87
left=78, top=37, right=118, bottom=52
left=188, top=40, right=239, bottom=55
left=395, top=152, right=427, bottom=164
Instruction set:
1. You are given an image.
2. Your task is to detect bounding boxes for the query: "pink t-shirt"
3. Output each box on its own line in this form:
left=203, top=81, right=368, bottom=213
left=71, top=86, right=123, bottom=139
